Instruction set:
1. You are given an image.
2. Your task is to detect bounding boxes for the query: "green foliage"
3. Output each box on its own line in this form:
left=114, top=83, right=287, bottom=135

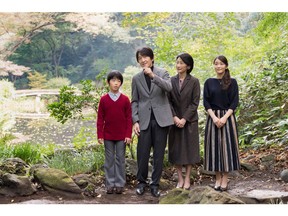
left=27, top=71, right=47, bottom=89
left=72, top=123, right=97, bottom=151
left=47, top=78, right=107, bottom=124
left=0, top=81, right=16, bottom=135
left=122, top=65, right=139, bottom=97
left=46, top=145, right=105, bottom=176
left=46, top=77, right=71, bottom=89
left=0, top=80, right=15, bottom=98
left=238, top=42, right=288, bottom=148
left=11, top=143, right=43, bottom=164
left=0, top=140, right=56, bottom=165
left=0, top=134, right=15, bottom=160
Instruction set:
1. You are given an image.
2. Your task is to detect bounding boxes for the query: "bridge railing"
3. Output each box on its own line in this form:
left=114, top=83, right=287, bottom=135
left=13, top=89, right=60, bottom=98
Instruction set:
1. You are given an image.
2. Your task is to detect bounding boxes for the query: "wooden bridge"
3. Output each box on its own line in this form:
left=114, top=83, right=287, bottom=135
left=13, top=89, right=60, bottom=115
left=13, top=89, right=60, bottom=98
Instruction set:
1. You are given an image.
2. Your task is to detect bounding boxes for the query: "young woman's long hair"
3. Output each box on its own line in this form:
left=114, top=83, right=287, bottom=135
left=213, top=55, right=231, bottom=90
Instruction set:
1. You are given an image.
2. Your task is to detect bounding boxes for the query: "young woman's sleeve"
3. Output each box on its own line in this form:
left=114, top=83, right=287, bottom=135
left=203, top=79, right=211, bottom=111
left=229, top=79, right=239, bottom=111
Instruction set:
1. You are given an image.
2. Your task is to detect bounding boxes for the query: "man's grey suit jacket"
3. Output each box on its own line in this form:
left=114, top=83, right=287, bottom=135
left=131, top=66, right=174, bottom=131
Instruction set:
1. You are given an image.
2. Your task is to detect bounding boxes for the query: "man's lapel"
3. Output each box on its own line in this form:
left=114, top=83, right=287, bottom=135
left=139, top=72, right=150, bottom=94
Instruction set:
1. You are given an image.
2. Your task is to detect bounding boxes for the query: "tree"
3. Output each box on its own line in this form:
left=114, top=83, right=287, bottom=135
left=1, top=12, right=134, bottom=86
left=27, top=71, right=47, bottom=89
left=0, top=60, right=30, bottom=82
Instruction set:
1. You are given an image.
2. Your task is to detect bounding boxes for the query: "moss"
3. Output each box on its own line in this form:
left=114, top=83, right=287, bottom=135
left=159, top=188, right=190, bottom=204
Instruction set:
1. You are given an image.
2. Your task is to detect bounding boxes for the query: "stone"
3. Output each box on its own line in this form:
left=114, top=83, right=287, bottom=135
left=159, top=188, right=190, bottom=204
left=33, top=168, right=83, bottom=198
left=159, top=186, right=244, bottom=204
left=240, top=162, right=258, bottom=172
left=232, top=189, right=288, bottom=204
left=280, top=169, right=288, bottom=183
left=0, top=158, right=29, bottom=175
left=0, top=173, right=37, bottom=197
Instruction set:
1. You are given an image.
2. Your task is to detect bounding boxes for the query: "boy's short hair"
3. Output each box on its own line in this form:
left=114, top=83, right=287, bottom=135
left=107, top=70, right=123, bottom=85
left=136, top=47, right=154, bottom=63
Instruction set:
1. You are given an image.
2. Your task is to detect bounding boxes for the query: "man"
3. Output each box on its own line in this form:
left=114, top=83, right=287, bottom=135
left=131, top=47, right=174, bottom=197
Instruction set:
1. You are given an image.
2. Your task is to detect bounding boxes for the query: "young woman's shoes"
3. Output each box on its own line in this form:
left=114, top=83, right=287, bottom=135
left=176, top=182, right=184, bottom=189
left=220, top=186, right=228, bottom=192
left=209, top=184, right=221, bottom=191
left=184, top=186, right=191, bottom=190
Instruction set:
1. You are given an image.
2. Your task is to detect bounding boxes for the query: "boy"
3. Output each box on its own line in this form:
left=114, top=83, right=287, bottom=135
left=97, top=70, right=132, bottom=194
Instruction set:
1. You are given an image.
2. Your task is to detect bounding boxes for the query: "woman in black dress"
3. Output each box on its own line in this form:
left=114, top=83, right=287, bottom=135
left=168, top=53, right=200, bottom=190
left=203, top=55, right=240, bottom=191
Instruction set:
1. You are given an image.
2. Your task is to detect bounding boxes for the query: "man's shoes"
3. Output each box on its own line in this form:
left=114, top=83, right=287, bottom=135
left=150, top=187, right=160, bottom=197
left=136, top=186, right=145, bottom=195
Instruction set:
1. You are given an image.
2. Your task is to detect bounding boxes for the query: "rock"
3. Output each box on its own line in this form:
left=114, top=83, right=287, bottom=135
left=159, top=178, right=173, bottom=190
left=199, top=167, right=215, bottom=176
left=188, top=186, right=244, bottom=204
left=280, top=169, right=288, bottom=183
left=159, top=188, right=190, bottom=204
left=0, top=158, right=29, bottom=175
left=29, top=164, right=49, bottom=176
left=0, top=173, right=37, bottom=197
left=160, top=186, right=244, bottom=204
left=126, top=159, right=138, bottom=176
left=33, top=168, right=83, bottom=198
left=260, top=154, right=275, bottom=162
left=72, top=173, right=91, bottom=188
left=240, top=162, right=258, bottom=172
left=260, top=154, right=276, bottom=171
left=126, top=158, right=152, bottom=178
left=232, top=189, right=288, bottom=204
left=83, top=183, right=98, bottom=197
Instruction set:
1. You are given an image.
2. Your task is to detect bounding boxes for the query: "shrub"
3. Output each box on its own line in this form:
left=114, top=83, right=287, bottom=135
left=46, top=145, right=105, bottom=176
left=0, top=80, right=15, bottom=98
left=46, top=77, right=71, bottom=89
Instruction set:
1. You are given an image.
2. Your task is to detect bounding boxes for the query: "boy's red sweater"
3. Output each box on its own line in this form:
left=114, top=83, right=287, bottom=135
left=97, top=93, right=132, bottom=140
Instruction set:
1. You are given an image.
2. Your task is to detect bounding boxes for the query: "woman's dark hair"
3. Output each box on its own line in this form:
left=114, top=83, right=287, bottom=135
left=136, top=47, right=154, bottom=64
left=107, top=70, right=123, bottom=85
left=213, top=55, right=231, bottom=90
left=176, top=52, right=194, bottom=74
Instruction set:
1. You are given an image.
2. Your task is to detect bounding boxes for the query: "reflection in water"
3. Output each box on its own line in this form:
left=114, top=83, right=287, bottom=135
left=10, top=117, right=97, bottom=146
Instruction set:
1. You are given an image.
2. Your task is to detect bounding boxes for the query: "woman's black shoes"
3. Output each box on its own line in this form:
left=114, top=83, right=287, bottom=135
left=220, top=186, right=228, bottom=192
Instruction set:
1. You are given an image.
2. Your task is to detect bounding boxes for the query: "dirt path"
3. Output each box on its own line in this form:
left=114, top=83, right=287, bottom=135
left=1, top=168, right=287, bottom=204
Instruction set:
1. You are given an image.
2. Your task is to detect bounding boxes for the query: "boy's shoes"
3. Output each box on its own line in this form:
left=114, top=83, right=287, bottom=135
left=115, top=187, right=124, bottom=194
left=106, top=187, right=114, bottom=194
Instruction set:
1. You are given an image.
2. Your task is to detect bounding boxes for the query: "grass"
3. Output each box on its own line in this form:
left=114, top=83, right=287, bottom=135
left=45, top=145, right=105, bottom=176
left=0, top=135, right=106, bottom=176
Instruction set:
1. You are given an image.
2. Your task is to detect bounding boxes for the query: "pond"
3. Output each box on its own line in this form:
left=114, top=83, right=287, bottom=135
left=10, top=116, right=97, bottom=147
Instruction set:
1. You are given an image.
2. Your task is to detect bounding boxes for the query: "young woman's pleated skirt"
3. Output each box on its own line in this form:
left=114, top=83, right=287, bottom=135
left=204, top=110, right=240, bottom=172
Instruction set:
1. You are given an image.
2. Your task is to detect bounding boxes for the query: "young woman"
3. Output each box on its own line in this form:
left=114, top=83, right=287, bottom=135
left=203, top=55, right=240, bottom=191
left=168, top=53, right=201, bottom=190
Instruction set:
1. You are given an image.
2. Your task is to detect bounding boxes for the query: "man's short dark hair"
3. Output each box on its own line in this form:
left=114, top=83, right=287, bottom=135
left=107, top=70, right=123, bottom=85
left=136, top=47, right=154, bottom=63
